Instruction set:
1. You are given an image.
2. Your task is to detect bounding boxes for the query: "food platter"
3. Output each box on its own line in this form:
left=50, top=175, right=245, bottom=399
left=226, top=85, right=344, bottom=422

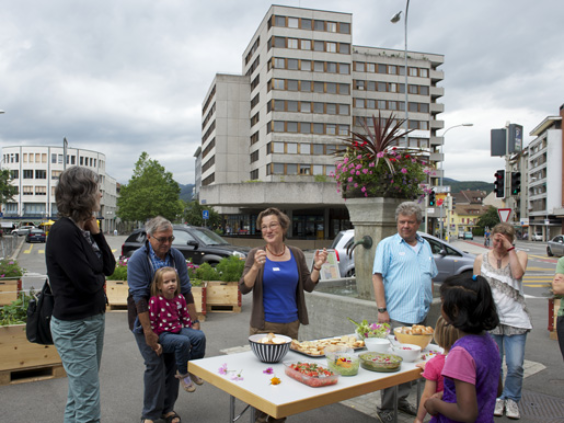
left=290, top=335, right=365, bottom=358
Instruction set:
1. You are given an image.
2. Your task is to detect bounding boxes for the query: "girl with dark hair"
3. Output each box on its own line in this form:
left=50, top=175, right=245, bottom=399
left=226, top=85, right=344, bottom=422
left=46, top=166, right=116, bottom=423
left=424, top=274, right=501, bottom=423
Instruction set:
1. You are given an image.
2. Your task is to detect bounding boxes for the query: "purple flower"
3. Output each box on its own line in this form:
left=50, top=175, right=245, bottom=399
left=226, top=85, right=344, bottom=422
left=348, top=177, right=353, bottom=183
left=218, top=364, right=228, bottom=375
left=263, top=367, right=274, bottom=375
left=377, top=152, right=384, bottom=158
left=361, top=187, right=367, bottom=192
left=362, top=169, right=368, bottom=174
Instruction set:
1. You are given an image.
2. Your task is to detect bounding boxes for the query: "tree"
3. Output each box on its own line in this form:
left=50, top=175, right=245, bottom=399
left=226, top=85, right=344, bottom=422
left=117, top=152, right=183, bottom=223
left=182, top=200, right=222, bottom=228
left=476, top=206, right=500, bottom=229
left=0, top=169, right=18, bottom=204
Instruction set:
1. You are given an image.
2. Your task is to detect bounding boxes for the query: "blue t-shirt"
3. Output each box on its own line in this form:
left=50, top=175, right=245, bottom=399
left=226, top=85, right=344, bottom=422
left=263, top=251, right=299, bottom=324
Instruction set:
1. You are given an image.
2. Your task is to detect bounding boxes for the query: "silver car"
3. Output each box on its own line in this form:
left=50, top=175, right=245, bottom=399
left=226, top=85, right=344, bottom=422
left=330, top=230, right=475, bottom=282
left=547, top=235, right=564, bottom=257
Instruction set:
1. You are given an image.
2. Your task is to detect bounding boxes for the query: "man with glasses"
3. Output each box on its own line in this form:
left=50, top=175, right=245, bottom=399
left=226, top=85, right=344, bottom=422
left=128, top=216, right=205, bottom=423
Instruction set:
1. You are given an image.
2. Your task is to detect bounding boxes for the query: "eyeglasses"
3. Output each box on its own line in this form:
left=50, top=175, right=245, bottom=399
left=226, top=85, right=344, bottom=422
left=153, top=236, right=175, bottom=243
left=261, top=223, right=280, bottom=232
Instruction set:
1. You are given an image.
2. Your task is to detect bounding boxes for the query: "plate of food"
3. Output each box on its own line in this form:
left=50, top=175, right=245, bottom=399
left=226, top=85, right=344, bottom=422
left=284, top=362, right=339, bottom=387
left=290, top=335, right=365, bottom=357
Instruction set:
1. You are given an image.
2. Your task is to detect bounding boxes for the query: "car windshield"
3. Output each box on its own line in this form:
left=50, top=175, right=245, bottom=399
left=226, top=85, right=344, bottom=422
left=191, top=227, right=229, bottom=246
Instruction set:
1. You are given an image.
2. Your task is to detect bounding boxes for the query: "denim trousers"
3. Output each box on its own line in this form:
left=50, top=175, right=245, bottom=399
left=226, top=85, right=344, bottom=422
left=558, top=316, right=564, bottom=361
left=159, top=328, right=206, bottom=375
left=51, top=313, right=105, bottom=423
left=134, top=330, right=179, bottom=421
left=491, top=332, right=528, bottom=403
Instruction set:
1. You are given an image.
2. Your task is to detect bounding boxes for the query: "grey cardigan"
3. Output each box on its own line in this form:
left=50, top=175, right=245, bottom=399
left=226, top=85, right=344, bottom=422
left=239, top=245, right=318, bottom=330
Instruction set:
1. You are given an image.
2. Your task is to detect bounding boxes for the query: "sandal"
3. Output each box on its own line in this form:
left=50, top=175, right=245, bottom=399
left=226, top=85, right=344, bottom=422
left=162, top=411, right=181, bottom=423
left=175, top=371, right=196, bottom=392
left=190, top=373, right=204, bottom=386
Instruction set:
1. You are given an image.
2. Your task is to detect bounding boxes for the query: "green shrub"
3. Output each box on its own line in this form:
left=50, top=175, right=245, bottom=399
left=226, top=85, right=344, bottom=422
left=216, top=256, right=245, bottom=282
left=195, top=262, right=220, bottom=281
left=0, top=292, right=32, bottom=326
left=107, top=259, right=128, bottom=281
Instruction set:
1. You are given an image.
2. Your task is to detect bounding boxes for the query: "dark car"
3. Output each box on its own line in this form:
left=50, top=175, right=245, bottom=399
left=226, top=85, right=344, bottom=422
left=26, top=228, right=47, bottom=243
left=121, top=225, right=250, bottom=265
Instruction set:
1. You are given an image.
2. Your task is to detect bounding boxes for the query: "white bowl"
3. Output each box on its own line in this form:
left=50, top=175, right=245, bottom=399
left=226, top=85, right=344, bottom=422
left=364, top=337, right=391, bottom=353
left=390, top=343, right=422, bottom=362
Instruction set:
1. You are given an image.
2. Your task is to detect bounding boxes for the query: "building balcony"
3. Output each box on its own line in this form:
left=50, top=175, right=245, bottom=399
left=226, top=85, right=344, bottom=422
left=429, top=136, right=444, bottom=147
left=430, top=120, right=445, bottom=130
left=429, top=151, right=444, bottom=162
left=430, top=69, right=445, bottom=82
left=430, top=103, right=444, bottom=114
left=430, top=86, right=445, bottom=99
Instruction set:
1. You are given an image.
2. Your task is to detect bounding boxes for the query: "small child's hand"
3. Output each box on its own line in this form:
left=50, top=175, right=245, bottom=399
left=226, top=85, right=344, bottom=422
left=425, top=397, right=439, bottom=416
left=414, top=418, right=424, bottom=423
left=155, top=343, right=162, bottom=356
left=415, top=362, right=426, bottom=370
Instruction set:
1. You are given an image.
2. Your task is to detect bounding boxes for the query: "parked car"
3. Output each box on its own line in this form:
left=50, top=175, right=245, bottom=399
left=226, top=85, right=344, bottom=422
left=330, top=230, right=475, bottom=283
left=547, top=235, right=564, bottom=257
left=120, top=225, right=250, bottom=265
left=457, top=230, right=465, bottom=239
left=11, top=225, right=35, bottom=236
left=531, top=233, right=543, bottom=242
left=26, top=228, right=47, bottom=243
left=463, top=231, right=473, bottom=240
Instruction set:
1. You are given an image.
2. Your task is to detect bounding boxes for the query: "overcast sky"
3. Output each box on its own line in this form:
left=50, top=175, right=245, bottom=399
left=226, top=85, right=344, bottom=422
left=1, top=0, right=563, bottom=186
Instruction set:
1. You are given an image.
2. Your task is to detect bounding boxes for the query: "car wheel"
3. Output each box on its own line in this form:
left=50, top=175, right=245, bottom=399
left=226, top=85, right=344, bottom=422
left=547, top=247, right=553, bottom=257
left=345, top=268, right=355, bottom=278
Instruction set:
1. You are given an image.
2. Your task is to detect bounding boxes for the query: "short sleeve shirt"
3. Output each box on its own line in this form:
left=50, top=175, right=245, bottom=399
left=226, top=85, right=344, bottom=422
left=421, top=353, right=446, bottom=393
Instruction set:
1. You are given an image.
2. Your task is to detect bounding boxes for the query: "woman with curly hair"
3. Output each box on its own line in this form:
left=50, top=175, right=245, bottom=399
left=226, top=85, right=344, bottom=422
left=46, top=166, right=116, bottom=423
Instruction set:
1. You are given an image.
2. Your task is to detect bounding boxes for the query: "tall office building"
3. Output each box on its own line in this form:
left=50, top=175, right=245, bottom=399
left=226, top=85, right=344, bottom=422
left=197, top=5, right=444, bottom=239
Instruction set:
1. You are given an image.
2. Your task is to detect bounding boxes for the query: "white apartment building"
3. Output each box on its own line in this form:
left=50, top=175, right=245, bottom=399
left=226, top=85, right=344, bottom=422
left=1, top=146, right=118, bottom=234
left=197, top=5, right=444, bottom=239
left=527, top=106, right=564, bottom=240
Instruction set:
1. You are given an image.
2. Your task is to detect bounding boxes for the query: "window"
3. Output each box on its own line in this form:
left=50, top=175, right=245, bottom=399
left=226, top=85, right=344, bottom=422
left=420, top=86, right=429, bottom=96
left=251, top=132, right=259, bottom=145
left=273, top=142, right=285, bottom=153
left=389, top=101, right=397, bottom=110
left=420, top=69, right=429, bottom=78
left=314, top=20, right=324, bottom=31
left=273, top=79, right=284, bottom=90
left=23, top=186, right=33, bottom=195
left=250, top=150, right=259, bottom=163
left=301, top=19, right=312, bottom=30
left=274, top=58, right=285, bottom=68
left=378, top=82, right=386, bottom=92
left=339, top=63, right=350, bottom=74
left=251, top=112, right=260, bottom=126
left=35, top=170, right=47, bottom=179
left=355, top=80, right=365, bottom=90
left=251, top=93, right=260, bottom=109
left=23, top=169, right=33, bottom=179
left=356, top=62, right=365, bottom=72
left=338, top=125, right=349, bottom=136
left=326, top=124, right=336, bottom=135
left=313, top=103, right=324, bottom=114
left=338, top=104, right=349, bottom=115
left=367, top=81, right=376, bottom=91
left=314, top=82, right=324, bottom=93
left=409, top=85, right=418, bottom=94
left=287, top=101, right=298, bottom=112
left=409, top=68, right=418, bottom=76
left=313, top=165, right=324, bottom=175
left=35, top=186, right=47, bottom=196
left=366, top=99, right=375, bottom=109
left=313, top=144, right=324, bottom=155
left=273, top=163, right=284, bottom=174
left=51, top=153, right=57, bottom=164
left=314, top=61, right=324, bottom=72
left=300, top=81, right=311, bottom=92
left=288, top=17, right=299, bottom=28
left=378, top=64, right=387, bottom=74
left=250, top=169, right=259, bottom=180
left=338, top=22, right=350, bottom=34
left=300, top=102, right=311, bottom=113
left=301, top=60, right=311, bottom=71
left=326, top=62, right=337, bottom=73
left=326, top=42, right=337, bottom=53
left=313, top=123, right=324, bottom=134
left=251, top=75, right=260, bottom=91
left=287, top=164, right=298, bottom=174
left=389, top=65, right=397, bottom=75
left=300, top=123, right=311, bottom=134
left=275, top=16, right=286, bottom=27
left=300, top=164, right=311, bottom=175
left=367, top=63, right=375, bottom=72
left=354, top=98, right=364, bottom=108
left=288, top=38, right=298, bottom=49
left=326, top=82, right=337, bottom=93
left=287, top=58, right=298, bottom=69
left=314, top=40, right=324, bottom=51
left=339, top=43, right=350, bottom=54
left=274, top=36, right=285, bottom=48
left=287, top=122, right=298, bottom=133
left=301, top=39, right=311, bottom=50
left=10, top=170, right=19, bottom=179
left=287, top=79, right=298, bottom=91
left=274, top=121, right=285, bottom=132
left=326, top=22, right=337, bottom=32
left=326, top=104, right=337, bottom=114
left=287, top=143, right=298, bottom=153
left=339, top=84, right=349, bottom=95
left=378, top=100, right=387, bottom=109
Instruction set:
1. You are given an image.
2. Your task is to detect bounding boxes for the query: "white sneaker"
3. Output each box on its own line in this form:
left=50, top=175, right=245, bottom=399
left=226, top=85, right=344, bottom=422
left=505, top=399, right=520, bottom=420
left=494, top=399, right=505, bottom=417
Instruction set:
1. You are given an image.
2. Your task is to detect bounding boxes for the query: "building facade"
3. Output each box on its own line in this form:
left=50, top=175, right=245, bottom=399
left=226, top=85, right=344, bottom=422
left=1, top=145, right=118, bottom=233
left=196, top=5, right=445, bottom=239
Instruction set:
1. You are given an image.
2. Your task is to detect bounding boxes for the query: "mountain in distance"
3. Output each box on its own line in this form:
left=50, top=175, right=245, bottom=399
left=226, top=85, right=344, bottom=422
left=179, top=184, right=195, bottom=202
left=443, top=178, right=493, bottom=194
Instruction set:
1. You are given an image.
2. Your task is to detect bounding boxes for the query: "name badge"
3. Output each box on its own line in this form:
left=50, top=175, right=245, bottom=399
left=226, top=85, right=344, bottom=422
left=399, top=252, right=405, bottom=256
left=273, top=267, right=280, bottom=271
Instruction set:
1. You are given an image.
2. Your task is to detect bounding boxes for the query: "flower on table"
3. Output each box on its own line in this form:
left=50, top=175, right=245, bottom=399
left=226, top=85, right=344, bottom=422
left=270, top=376, right=281, bottom=386
left=263, top=367, right=274, bottom=375
left=231, top=370, right=244, bottom=381
left=218, top=363, right=228, bottom=375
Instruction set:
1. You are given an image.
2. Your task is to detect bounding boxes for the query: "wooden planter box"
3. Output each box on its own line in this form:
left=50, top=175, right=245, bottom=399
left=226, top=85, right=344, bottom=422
left=0, top=278, right=22, bottom=306
left=191, top=284, right=207, bottom=322
left=0, top=324, right=65, bottom=386
left=206, top=281, right=241, bottom=313
left=549, top=297, right=560, bottom=340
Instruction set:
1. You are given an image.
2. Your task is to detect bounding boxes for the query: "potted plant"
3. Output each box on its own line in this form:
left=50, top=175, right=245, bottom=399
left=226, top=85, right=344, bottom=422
left=0, top=290, right=65, bottom=384
left=187, top=261, right=206, bottom=321
left=200, top=256, right=244, bottom=313
left=0, top=259, right=25, bottom=306
left=105, top=258, right=129, bottom=308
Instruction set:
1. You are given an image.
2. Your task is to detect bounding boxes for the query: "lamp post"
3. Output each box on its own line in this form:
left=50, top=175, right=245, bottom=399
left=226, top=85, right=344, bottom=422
left=439, top=123, right=473, bottom=240
left=391, top=1, right=410, bottom=132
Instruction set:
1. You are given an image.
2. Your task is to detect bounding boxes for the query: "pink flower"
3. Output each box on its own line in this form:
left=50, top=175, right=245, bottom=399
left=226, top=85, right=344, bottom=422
left=369, top=162, right=375, bottom=168
left=357, top=154, right=362, bottom=160
left=362, top=169, right=368, bottom=174
left=356, top=171, right=360, bottom=175
left=354, top=183, right=358, bottom=188
left=401, top=168, right=407, bottom=174
left=349, top=169, right=355, bottom=175
left=263, top=367, right=274, bottom=375
left=377, top=152, right=384, bottom=158
left=231, top=370, right=244, bottom=381
left=348, top=177, right=353, bottom=182
left=343, top=157, right=349, bottom=163
left=361, top=187, right=367, bottom=192
left=356, top=164, right=362, bottom=170
left=218, top=364, right=228, bottom=375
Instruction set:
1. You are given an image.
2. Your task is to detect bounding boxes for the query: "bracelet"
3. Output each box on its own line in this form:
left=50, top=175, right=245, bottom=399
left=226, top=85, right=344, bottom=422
left=192, top=319, right=200, bottom=325
left=313, top=265, right=322, bottom=271
left=507, top=247, right=515, bottom=252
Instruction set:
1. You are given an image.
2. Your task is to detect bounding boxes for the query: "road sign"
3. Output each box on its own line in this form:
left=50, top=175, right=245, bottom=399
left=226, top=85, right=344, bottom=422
left=437, top=198, right=444, bottom=206
left=498, top=208, right=512, bottom=222
left=202, top=210, right=209, bottom=220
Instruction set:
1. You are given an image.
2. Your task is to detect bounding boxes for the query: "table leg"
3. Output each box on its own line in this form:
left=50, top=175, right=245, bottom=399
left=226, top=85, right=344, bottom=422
left=416, top=377, right=422, bottom=411
left=393, top=385, right=398, bottom=423
left=229, top=395, right=254, bottom=423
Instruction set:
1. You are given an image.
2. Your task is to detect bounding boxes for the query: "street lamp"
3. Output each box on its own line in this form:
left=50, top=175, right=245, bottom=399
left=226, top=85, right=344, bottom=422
left=390, top=1, right=410, bottom=131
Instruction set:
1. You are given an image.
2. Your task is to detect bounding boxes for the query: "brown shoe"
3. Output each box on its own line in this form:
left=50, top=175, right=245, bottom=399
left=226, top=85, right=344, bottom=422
left=189, top=373, right=204, bottom=386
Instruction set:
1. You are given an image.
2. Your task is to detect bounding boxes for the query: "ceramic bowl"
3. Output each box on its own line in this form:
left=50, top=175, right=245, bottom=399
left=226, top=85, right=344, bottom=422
left=364, top=337, right=391, bottom=353
left=248, top=334, right=292, bottom=363
left=390, top=343, right=422, bottom=362
left=393, top=327, right=433, bottom=349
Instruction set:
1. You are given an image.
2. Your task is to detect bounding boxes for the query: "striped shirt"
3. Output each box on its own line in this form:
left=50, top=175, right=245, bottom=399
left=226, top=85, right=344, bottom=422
left=373, top=233, right=438, bottom=323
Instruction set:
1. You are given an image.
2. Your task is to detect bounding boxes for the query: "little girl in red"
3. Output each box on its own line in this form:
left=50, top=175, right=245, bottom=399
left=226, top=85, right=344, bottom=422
left=414, top=316, right=461, bottom=423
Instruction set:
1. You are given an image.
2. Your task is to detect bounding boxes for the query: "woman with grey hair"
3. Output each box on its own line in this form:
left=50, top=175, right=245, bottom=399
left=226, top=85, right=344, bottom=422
left=46, top=166, right=116, bottom=423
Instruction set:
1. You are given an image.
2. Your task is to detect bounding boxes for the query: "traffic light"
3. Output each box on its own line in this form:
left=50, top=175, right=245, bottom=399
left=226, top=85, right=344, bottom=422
left=429, top=191, right=436, bottom=206
left=511, top=171, right=521, bottom=196
left=494, top=170, right=505, bottom=198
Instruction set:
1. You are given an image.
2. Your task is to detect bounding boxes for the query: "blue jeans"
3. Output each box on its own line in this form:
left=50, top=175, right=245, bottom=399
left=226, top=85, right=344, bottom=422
left=491, top=332, right=527, bottom=402
left=51, top=314, right=105, bottom=423
left=159, top=328, right=206, bottom=375
left=134, top=330, right=180, bottom=421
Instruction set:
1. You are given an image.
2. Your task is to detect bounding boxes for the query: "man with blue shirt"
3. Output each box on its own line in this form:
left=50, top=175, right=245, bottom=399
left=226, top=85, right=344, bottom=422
left=128, top=216, right=206, bottom=423
left=372, top=202, right=438, bottom=423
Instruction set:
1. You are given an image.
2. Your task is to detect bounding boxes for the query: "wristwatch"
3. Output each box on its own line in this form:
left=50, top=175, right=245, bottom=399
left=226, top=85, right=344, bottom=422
left=378, top=307, right=387, bottom=313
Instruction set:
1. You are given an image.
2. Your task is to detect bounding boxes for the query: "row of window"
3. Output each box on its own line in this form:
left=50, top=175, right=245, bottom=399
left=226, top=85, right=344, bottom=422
left=202, top=138, right=215, bottom=159
left=353, top=61, right=429, bottom=78
left=202, top=121, right=215, bottom=144
left=353, top=116, right=429, bottom=131
left=246, top=55, right=260, bottom=77
left=354, top=98, right=429, bottom=113
left=202, top=156, right=215, bottom=173
left=202, top=103, right=216, bottom=130
left=3, top=202, right=57, bottom=215
left=269, top=57, right=350, bottom=74
left=268, top=99, right=349, bottom=116
left=269, top=78, right=350, bottom=95
left=354, top=80, right=430, bottom=96
left=266, top=120, right=349, bottom=136
left=203, top=85, right=216, bottom=116
left=266, top=162, right=336, bottom=176
left=269, top=15, right=351, bottom=35
left=267, top=141, right=338, bottom=156
left=245, top=37, right=261, bottom=65
left=268, top=36, right=350, bottom=54
left=202, top=173, right=215, bottom=186
left=3, top=153, right=98, bottom=168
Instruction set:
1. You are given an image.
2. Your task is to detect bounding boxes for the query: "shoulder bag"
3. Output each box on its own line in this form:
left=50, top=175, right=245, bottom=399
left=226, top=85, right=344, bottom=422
left=26, top=279, right=55, bottom=345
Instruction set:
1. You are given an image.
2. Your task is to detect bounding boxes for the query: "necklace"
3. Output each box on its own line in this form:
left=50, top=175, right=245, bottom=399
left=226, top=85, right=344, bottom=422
left=492, top=251, right=507, bottom=269
left=266, top=245, right=286, bottom=257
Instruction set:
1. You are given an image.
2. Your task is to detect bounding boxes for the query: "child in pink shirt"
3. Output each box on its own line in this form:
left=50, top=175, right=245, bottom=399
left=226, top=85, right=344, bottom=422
left=414, top=316, right=461, bottom=423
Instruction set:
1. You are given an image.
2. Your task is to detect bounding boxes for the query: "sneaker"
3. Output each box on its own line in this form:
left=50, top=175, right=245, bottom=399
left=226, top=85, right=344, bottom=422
left=398, top=401, right=418, bottom=416
left=376, top=410, right=394, bottom=423
left=176, top=371, right=196, bottom=392
left=494, top=399, right=505, bottom=417
left=505, top=399, right=520, bottom=420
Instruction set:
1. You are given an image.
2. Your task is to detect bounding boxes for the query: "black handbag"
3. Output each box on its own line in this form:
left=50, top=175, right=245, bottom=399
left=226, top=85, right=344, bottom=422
left=26, top=279, right=55, bottom=345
